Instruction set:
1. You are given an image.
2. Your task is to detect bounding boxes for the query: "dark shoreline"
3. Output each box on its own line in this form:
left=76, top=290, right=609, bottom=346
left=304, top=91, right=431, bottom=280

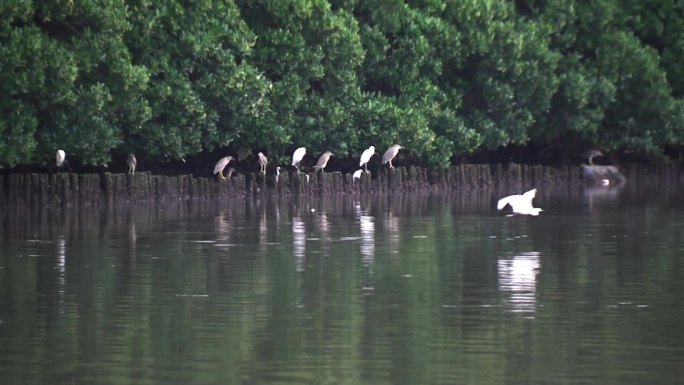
left=0, top=163, right=681, bottom=206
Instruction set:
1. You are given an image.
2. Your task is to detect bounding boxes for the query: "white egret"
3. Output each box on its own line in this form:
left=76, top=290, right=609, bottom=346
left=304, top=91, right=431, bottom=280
left=497, top=188, right=543, bottom=216
left=352, top=169, right=363, bottom=182
left=359, top=145, right=375, bottom=173
left=257, top=152, right=268, bottom=173
left=213, top=156, right=235, bottom=179
left=127, top=153, right=137, bottom=175
left=56, top=150, right=66, bottom=167
left=314, top=151, right=334, bottom=173
left=292, top=147, right=306, bottom=173
left=382, top=144, right=402, bottom=169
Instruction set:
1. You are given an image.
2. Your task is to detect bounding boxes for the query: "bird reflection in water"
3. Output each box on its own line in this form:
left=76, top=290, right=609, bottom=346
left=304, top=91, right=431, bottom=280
left=214, top=210, right=231, bottom=245
left=355, top=201, right=375, bottom=266
left=56, top=235, right=66, bottom=308
left=385, top=209, right=400, bottom=257
left=315, top=210, right=331, bottom=258
left=292, top=217, right=306, bottom=272
left=497, top=252, right=540, bottom=317
left=259, top=204, right=267, bottom=254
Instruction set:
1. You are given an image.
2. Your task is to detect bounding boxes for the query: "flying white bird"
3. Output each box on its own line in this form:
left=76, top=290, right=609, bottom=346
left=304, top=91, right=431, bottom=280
left=292, top=147, right=306, bottom=173
left=359, top=145, right=375, bottom=173
left=497, top=188, right=543, bottom=216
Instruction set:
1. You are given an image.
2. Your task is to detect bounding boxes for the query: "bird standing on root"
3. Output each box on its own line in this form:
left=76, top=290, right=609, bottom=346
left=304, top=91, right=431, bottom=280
left=382, top=144, right=402, bottom=169
left=292, top=147, right=306, bottom=174
left=56, top=150, right=66, bottom=168
left=353, top=169, right=363, bottom=182
left=127, top=154, right=137, bottom=175
left=497, top=188, right=543, bottom=216
left=314, top=151, right=334, bottom=173
left=359, top=145, right=375, bottom=173
left=213, top=156, right=234, bottom=180
left=257, top=152, right=268, bottom=173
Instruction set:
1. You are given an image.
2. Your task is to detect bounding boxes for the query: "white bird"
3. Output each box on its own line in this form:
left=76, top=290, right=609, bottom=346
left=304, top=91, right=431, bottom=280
left=213, top=156, right=234, bottom=180
left=257, top=152, right=268, bottom=173
left=292, top=147, right=306, bottom=173
left=382, top=144, right=402, bottom=169
left=275, top=166, right=281, bottom=184
left=359, top=145, right=375, bottom=173
left=56, top=150, right=66, bottom=167
left=497, top=188, right=543, bottom=216
left=127, top=153, right=137, bottom=175
left=352, top=169, right=363, bottom=182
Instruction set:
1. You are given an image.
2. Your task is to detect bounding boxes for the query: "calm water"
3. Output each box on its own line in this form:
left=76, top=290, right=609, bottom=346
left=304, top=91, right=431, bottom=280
left=1, top=185, right=684, bottom=385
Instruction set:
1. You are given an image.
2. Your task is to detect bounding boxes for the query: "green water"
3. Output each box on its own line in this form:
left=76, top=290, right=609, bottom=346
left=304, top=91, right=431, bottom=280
left=1, top=187, right=683, bottom=385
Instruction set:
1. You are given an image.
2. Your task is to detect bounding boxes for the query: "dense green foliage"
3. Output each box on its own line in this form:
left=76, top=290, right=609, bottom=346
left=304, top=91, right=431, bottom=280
left=1, top=0, right=683, bottom=168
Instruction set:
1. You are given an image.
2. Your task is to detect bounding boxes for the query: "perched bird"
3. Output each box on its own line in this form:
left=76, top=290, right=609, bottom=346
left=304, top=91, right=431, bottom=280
left=314, top=151, right=334, bottom=173
left=292, top=147, right=306, bottom=173
left=497, top=188, right=543, bottom=216
left=275, top=166, right=281, bottom=184
left=582, top=149, right=603, bottom=166
left=56, top=150, right=66, bottom=168
left=352, top=169, right=363, bottom=182
left=127, top=153, right=137, bottom=175
left=213, top=156, right=234, bottom=179
left=257, top=152, right=268, bottom=173
left=359, top=145, right=375, bottom=173
left=382, top=144, right=402, bottom=169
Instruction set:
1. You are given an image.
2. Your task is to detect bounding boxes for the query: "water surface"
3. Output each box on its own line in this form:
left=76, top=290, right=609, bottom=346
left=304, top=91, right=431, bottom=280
left=1, top=186, right=683, bottom=385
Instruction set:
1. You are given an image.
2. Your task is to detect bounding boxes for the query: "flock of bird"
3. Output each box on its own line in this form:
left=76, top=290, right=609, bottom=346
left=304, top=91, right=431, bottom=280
left=212, top=144, right=403, bottom=181
left=53, top=145, right=544, bottom=216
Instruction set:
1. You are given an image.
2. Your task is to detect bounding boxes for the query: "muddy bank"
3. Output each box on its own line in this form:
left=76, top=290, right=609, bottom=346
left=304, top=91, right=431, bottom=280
left=0, top=163, right=680, bottom=206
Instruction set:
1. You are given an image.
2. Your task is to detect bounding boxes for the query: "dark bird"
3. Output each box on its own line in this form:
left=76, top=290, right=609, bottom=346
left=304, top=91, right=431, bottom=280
left=213, top=156, right=235, bottom=179
left=314, top=151, right=334, bottom=173
left=381, top=144, right=402, bottom=169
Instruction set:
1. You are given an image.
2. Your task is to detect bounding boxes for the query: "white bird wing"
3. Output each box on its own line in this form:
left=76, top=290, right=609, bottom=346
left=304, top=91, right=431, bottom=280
left=353, top=169, right=362, bottom=179
left=522, top=188, right=537, bottom=200
left=497, top=194, right=518, bottom=210
left=498, top=188, right=540, bottom=214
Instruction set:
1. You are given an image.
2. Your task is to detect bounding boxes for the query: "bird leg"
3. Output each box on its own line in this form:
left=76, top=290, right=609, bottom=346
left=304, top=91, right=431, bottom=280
left=219, top=172, right=226, bottom=180
left=389, top=160, right=394, bottom=169
left=364, top=164, right=369, bottom=173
